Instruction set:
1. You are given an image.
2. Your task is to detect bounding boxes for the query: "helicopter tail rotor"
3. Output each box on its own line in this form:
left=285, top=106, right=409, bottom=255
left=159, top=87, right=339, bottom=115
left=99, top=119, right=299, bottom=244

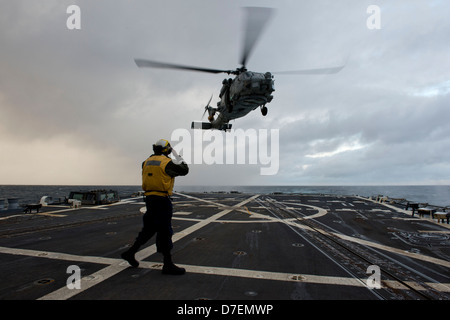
left=201, top=95, right=213, bottom=120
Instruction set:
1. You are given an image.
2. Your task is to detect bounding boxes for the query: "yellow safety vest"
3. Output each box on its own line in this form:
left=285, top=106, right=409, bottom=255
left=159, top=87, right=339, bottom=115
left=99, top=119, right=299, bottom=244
left=142, top=155, right=175, bottom=196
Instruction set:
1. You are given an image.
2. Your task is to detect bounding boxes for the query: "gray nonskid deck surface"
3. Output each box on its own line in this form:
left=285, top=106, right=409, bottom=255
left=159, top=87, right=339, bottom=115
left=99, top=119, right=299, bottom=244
left=0, top=192, right=449, bottom=302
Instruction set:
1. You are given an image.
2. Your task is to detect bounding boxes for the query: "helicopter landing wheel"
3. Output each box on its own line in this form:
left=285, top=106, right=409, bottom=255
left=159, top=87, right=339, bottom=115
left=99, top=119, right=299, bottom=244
left=261, top=106, right=268, bottom=116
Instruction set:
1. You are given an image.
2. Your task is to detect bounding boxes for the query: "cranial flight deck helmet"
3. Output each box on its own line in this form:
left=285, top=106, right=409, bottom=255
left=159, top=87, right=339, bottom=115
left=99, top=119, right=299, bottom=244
left=153, top=139, right=172, bottom=155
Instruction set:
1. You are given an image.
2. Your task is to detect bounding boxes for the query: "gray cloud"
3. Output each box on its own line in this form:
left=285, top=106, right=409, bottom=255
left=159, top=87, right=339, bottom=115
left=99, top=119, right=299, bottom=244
left=1, top=0, right=449, bottom=186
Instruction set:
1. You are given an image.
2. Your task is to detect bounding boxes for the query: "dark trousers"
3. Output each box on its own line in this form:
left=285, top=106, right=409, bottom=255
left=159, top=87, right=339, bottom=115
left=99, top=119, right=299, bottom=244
left=131, top=195, right=173, bottom=255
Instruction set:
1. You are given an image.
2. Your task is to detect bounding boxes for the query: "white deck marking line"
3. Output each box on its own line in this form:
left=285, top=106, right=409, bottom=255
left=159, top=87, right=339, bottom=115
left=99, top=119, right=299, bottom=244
left=334, top=232, right=450, bottom=269
left=357, top=196, right=450, bottom=230
left=418, top=230, right=450, bottom=234
left=172, top=217, right=203, bottom=223
left=286, top=205, right=328, bottom=220
left=0, top=211, right=68, bottom=220
left=276, top=216, right=450, bottom=270
left=4, top=193, right=447, bottom=299
left=174, top=192, right=229, bottom=208
left=175, top=192, right=278, bottom=219
left=36, top=212, right=68, bottom=217
left=2, top=246, right=449, bottom=293
left=273, top=198, right=450, bottom=270
left=160, top=262, right=450, bottom=293
left=0, top=246, right=117, bottom=265
left=168, top=194, right=260, bottom=245
left=258, top=198, right=450, bottom=280
left=0, top=199, right=143, bottom=221
left=0, top=214, right=30, bottom=221
left=173, top=211, right=193, bottom=215
left=267, top=199, right=328, bottom=220
left=211, top=218, right=297, bottom=224
left=35, top=194, right=259, bottom=300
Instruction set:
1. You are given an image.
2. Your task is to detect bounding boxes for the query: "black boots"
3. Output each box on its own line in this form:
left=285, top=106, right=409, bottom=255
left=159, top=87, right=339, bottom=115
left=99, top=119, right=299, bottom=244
left=121, top=250, right=185, bottom=275
left=121, top=249, right=139, bottom=268
left=162, top=254, right=186, bottom=275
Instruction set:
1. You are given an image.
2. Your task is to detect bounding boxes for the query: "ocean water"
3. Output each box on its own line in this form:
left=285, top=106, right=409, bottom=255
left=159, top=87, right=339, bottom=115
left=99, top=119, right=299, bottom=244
left=0, top=185, right=449, bottom=208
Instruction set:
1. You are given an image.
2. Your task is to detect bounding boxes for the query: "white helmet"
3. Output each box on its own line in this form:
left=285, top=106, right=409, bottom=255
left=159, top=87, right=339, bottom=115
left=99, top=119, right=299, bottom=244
left=153, top=139, right=172, bottom=154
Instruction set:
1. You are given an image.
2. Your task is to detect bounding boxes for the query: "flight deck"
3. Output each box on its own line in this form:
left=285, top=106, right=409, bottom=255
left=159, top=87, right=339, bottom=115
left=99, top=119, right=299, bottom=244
left=0, top=192, right=449, bottom=302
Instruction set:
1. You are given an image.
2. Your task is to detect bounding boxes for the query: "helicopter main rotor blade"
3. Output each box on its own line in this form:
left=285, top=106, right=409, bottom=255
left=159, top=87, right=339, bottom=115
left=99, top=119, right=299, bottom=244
left=240, top=7, right=274, bottom=68
left=273, top=65, right=345, bottom=75
left=135, top=59, right=233, bottom=74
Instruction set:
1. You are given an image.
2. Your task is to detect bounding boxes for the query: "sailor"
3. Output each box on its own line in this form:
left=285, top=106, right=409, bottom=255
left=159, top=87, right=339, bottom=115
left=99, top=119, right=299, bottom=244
left=121, top=139, right=189, bottom=275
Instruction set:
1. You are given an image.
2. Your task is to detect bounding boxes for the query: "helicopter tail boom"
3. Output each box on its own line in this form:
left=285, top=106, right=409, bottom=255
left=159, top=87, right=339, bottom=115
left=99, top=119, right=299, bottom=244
left=191, top=121, right=232, bottom=131
left=191, top=121, right=212, bottom=130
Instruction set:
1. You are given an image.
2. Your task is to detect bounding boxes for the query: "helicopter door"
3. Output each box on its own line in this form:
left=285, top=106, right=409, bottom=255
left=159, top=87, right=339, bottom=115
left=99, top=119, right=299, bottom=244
left=219, top=79, right=233, bottom=113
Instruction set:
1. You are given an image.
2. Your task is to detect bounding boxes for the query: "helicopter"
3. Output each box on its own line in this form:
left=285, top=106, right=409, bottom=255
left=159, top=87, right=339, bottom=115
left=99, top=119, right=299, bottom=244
left=134, top=7, right=344, bottom=131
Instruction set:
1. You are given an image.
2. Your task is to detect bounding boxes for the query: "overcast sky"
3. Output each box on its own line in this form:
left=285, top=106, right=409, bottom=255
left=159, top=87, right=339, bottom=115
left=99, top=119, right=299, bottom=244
left=1, top=0, right=449, bottom=186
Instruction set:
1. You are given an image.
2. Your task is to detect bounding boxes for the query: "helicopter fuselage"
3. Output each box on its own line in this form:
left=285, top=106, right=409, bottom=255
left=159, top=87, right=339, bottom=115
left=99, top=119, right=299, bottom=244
left=203, top=71, right=275, bottom=130
left=137, top=7, right=343, bottom=131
